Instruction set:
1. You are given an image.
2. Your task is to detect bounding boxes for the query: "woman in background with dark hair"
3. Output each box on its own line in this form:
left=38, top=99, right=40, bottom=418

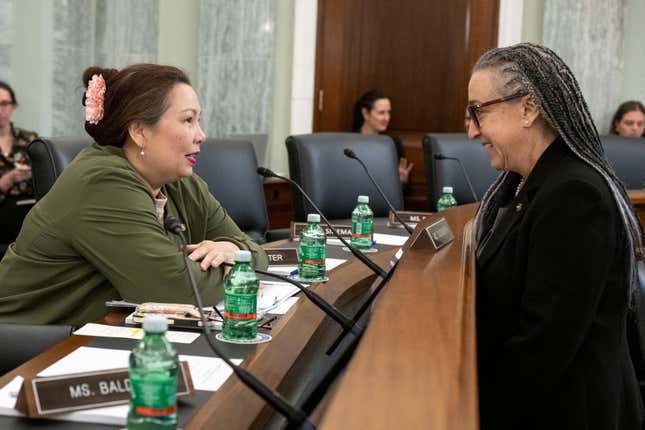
left=0, top=64, right=267, bottom=326
left=0, top=81, right=38, bottom=245
left=609, top=100, right=645, bottom=138
left=352, top=89, right=414, bottom=186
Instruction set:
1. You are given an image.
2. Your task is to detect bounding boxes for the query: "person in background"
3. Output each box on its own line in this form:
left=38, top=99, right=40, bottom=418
left=0, top=81, right=38, bottom=245
left=352, top=90, right=414, bottom=187
left=609, top=100, right=645, bottom=138
left=0, top=64, right=267, bottom=326
left=469, top=43, right=643, bottom=429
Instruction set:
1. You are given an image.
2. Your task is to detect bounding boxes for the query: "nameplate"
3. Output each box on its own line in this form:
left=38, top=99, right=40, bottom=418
left=387, top=210, right=432, bottom=227
left=266, top=248, right=299, bottom=266
left=15, top=361, right=193, bottom=417
left=289, top=222, right=352, bottom=241
left=409, top=218, right=454, bottom=250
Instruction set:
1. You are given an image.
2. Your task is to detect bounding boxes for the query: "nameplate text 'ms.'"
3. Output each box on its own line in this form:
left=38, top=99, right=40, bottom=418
left=15, top=361, right=193, bottom=417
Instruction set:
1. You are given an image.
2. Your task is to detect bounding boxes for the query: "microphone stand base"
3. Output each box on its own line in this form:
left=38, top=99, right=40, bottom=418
left=215, top=332, right=272, bottom=344
left=289, top=275, right=330, bottom=283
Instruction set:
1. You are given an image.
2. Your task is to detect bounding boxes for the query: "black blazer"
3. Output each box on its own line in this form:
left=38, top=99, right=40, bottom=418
left=476, top=138, right=643, bottom=429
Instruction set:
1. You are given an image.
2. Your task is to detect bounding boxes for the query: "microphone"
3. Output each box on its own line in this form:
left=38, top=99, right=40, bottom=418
left=164, top=217, right=314, bottom=429
left=257, top=167, right=387, bottom=279
left=343, top=148, right=414, bottom=234
left=221, top=262, right=362, bottom=337
left=433, top=154, right=479, bottom=203
left=165, top=217, right=224, bottom=321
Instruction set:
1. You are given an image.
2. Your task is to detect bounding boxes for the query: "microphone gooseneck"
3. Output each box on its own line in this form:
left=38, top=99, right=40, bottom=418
left=165, top=216, right=313, bottom=429
left=256, top=167, right=388, bottom=279
left=342, top=148, right=414, bottom=234
left=433, top=154, right=479, bottom=203
left=222, top=262, right=362, bottom=336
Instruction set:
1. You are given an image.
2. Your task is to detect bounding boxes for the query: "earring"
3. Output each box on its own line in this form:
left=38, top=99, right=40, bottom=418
left=140, top=148, right=145, bottom=156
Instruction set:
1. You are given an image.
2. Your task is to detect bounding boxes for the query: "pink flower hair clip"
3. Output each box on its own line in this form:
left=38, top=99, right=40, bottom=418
left=85, top=74, right=106, bottom=125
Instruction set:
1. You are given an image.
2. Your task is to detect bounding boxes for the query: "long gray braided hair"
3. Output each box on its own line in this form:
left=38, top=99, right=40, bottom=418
left=473, top=43, right=643, bottom=299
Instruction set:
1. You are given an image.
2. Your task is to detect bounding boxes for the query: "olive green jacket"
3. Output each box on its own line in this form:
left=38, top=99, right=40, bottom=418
left=0, top=143, right=268, bottom=326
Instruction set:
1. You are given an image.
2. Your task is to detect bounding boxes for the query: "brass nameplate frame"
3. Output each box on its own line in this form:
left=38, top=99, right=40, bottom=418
left=266, top=248, right=299, bottom=266
left=289, top=222, right=352, bottom=241
left=387, top=210, right=432, bottom=227
left=15, top=361, right=193, bottom=417
left=409, top=217, right=454, bottom=250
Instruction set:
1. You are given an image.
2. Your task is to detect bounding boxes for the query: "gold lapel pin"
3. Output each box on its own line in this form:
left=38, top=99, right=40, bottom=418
left=515, top=203, right=523, bottom=212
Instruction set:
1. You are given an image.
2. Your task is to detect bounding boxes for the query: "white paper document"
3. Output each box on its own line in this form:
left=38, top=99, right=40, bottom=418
left=0, top=346, right=242, bottom=425
left=373, top=233, right=408, bottom=246
left=268, top=257, right=347, bottom=276
left=74, top=323, right=201, bottom=344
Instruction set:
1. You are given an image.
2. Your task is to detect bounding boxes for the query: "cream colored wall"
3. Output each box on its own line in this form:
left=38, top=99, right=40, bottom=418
left=620, top=0, right=645, bottom=105
left=521, top=0, right=544, bottom=43
left=158, top=0, right=199, bottom=82
left=10, top=0, right=53, bottom=134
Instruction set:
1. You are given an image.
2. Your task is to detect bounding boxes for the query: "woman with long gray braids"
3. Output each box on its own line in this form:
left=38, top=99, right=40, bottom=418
left=469, top=43, right=643, bottom=429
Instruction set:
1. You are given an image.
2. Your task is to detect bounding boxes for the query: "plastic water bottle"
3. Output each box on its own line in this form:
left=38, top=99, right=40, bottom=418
left=127, top=314, right=178, bottom=430
left=351, top=195, right=374, bottom=250
left=223, top=250, right=259, bottom=341
left=298, top=213, right=326, bottom=280
left=437, top=186, right=458, bottom=211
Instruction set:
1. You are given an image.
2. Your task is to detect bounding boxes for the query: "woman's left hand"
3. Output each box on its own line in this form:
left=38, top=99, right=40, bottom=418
left=184, top=240, right=240, bottom=271
left=398, top=157, right=414, bottom=184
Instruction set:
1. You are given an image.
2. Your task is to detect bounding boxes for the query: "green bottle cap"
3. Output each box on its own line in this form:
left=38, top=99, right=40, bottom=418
left=307, top=213, right=320, bottom=222
left=357, top=195, right=369, bottom=203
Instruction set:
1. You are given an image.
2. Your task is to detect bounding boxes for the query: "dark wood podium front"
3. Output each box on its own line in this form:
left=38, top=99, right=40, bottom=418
left=319, top=203, right=479, bottom=429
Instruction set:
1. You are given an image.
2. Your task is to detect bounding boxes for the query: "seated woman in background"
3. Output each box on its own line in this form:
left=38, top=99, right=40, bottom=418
left=609, top=100, right=645, bottom=138
left=0, top=81, right=38, bottom=245
left=470, top=43, right=643, bottom=428
left=0, top=64, right=267, bottom=326
left=352, top=90, right=414, bottom=187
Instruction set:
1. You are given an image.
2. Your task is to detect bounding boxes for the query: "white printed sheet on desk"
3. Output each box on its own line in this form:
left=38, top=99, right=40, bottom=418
left=39, top=346, right=242, bottom=391
left=0, top=347, right=241, bottom=425
left=372, top=233, right=408, bottom=246
left=267, top=257, right=347, bottom=276
left=74, top=323, right=200, bottom=344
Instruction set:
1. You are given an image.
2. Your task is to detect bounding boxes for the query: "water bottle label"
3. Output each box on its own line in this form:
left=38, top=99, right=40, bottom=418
left=300, top=244, right=325, bottom=264
left=352, top=221, right=372, bottom=238
left=130, top=375, right=176, bottom=417
left=224, top=293, right=257, bottom=320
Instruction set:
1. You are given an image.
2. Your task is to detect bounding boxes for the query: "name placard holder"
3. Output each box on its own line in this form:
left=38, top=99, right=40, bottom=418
left=266, top=248, right=299, bottom=266
left=14, top=361, right=193, bottom=417
left=289, top=221, right=352, bottom=241
left=387, top=210, right=432, bottom=228
left=409, top=217, right=455, bottom=250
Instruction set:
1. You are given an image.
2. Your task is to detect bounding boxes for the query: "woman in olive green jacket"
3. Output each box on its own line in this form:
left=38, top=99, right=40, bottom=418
left=0, top=64, right=267, bottom=326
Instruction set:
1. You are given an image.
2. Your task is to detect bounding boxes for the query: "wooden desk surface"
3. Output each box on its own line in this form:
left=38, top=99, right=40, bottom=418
left=320, top=204, right=479, bottom=430
left=0, top=235, right=398, bottom=429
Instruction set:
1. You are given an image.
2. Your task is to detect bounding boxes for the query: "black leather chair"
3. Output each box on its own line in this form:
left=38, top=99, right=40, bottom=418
left=286, top=133, right=403, bottom=221
left=423, top=133, right=499, bottom=211
left=27, top=137, right=92, bottom=201
left=0, top=323, right=74, bottom=375
left=600, top=135, right=645, bottom=189
left=193, top=139, right=272, bottom=243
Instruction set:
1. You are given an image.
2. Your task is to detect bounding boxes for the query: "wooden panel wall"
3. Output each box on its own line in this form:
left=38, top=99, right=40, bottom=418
left=312, top=0, right=499, bottom=210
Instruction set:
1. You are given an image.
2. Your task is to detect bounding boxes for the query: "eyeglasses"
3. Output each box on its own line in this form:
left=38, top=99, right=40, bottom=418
left=467, top=92, right=527, bottom=129
left=0, top=101, right=15, bottom=109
